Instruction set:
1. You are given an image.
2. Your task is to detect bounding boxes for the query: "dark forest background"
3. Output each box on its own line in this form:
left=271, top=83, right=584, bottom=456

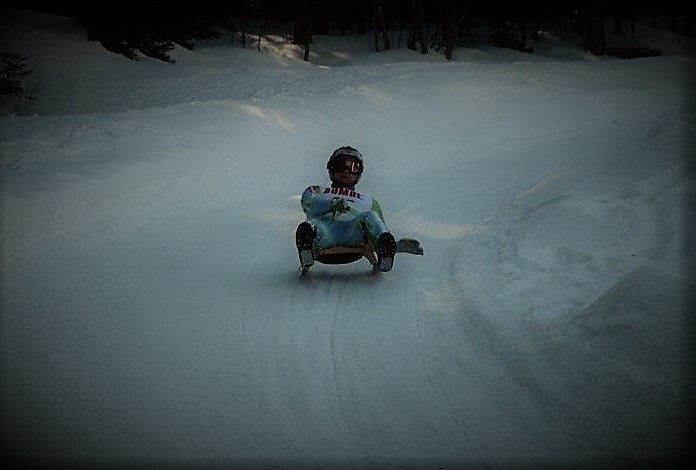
left=4, top=0, right=695, bottom=63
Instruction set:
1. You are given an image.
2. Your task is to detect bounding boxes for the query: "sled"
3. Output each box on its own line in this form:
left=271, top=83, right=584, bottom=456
left=300, top=238, right=423, bottom=276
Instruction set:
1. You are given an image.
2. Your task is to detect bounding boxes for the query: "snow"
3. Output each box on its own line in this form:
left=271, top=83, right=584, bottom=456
left=1, top=8, right=695, bottom=468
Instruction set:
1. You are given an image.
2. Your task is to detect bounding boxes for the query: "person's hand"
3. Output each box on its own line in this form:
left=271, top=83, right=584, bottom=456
left=329, top=198, right=350, bottom=215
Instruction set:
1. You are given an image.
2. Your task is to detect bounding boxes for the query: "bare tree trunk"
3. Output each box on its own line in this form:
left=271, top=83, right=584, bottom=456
left=519, top=16, right=529, bottom=51
left=372, top=0, right=391, bottom=51
left=406, top=0, right=428, bottom=54
left=407, top=0, right=416, bottom=50
left=304, top=38, right=310, bottom=61
left=685, top=2, right=695, bottom=38
left=379, top=0, right=391, bottom=50
left=293, top=0, right=312, bottom=61
left=443, top=0, right=455, bottom=60
left=373, top=0, right=380, bottom=52
left=257, top=21, right=263, bottom=51
left=685, top=15, right=695, bottom=38
left=669, top=10, right=679, bottom=33
left=611, top=0, right=623, bottom=36
left=430, top=16, right=440, bottom=49
left=408, top=0, right=427, bottom=54
left=397, top=15, right=405, bottom=48
left=584, top=0, right=606, bottom=55
left=240, top=18, right=247, bottom=49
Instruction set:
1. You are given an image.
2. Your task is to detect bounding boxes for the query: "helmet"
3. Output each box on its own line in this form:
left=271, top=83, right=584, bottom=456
left=327, top=146, right=364, bottom=185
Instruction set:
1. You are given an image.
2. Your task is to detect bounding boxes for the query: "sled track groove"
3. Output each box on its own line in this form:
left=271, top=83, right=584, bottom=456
left=413, top=256, right=498, bottom=469
left=328, top=277, right=370, bottom=459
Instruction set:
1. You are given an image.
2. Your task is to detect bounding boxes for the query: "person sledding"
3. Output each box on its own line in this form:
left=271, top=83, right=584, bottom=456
left=295, top=146, right=422, bottom=276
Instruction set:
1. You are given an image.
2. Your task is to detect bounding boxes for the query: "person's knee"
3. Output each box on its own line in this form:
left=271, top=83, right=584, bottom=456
left=363, top=211, right=387, bottom=232
left=313, top=223, right=335, bottom=248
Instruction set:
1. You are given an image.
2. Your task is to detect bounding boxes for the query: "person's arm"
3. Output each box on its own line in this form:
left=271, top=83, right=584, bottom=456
left=301, top=186, right=331, bottom=217
left=371, top=197, right=385, bottom=222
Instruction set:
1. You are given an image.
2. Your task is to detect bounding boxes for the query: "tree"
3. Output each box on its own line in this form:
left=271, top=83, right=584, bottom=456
left=685, top=3, right=695, bottom=37
left=609, top=0, right=624, bottom=36
left=293, top=0, right=312, bottom=61
left=0, top=52, right=35, bottom=114
left=372, top=0, right=391, bottom=52
left=79, top=7, right=184, bottom=62
left=0, top=53, right=31, bottom=96
left=442, top=0, right=456, bottom=60
left=584, top=0, right=607, bottom=55
left=407, top=0, right=427, bottom=54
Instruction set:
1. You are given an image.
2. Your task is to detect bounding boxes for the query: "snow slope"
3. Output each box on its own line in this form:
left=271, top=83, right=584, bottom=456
left=1, top=8, right=695, bottom=468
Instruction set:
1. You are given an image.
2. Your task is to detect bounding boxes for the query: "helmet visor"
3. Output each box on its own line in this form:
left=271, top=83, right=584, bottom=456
left=331, top=158, right=362, bottom=175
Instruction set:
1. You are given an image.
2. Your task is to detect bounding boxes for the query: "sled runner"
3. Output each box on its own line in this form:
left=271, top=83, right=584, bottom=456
left=297, top=230, right=423, bottom=276
left=316, top=238, right=422, bottom=263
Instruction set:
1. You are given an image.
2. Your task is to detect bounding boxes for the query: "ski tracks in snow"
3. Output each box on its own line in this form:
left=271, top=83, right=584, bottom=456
left=411, top=284, right=497, bottom=470
left=286, top=262, right=504, bottom=467
left=327, top=278, right=373, bottom=460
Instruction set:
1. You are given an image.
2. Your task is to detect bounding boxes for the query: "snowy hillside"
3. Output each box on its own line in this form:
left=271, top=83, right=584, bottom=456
left=1, top=8, right=695, bottom=468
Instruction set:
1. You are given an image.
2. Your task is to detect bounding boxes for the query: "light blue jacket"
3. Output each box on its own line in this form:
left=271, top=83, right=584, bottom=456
left=301, top=185, right=388, bottom=248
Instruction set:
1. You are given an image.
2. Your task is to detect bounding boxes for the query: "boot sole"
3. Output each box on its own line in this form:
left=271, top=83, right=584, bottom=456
left=296, top=222, right=315, bottom=268
left=377, top=232, right=396, bottom=272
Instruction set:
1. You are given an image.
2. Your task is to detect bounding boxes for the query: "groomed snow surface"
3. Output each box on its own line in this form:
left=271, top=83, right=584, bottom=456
left=1, top=8, right=695, bottom=469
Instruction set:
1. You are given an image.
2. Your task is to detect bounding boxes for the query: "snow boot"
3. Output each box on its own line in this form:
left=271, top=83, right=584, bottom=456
left=295, top=222, right=316, bottom=269
left=376, top=232, right=396, bottom=272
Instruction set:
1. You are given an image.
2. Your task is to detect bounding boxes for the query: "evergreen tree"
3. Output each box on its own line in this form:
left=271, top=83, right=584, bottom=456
left=0, top=53, right=31, bottom=96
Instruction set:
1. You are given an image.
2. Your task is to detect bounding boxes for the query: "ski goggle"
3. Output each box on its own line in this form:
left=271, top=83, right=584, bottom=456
left=332, top=158, right=362, bottom=175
